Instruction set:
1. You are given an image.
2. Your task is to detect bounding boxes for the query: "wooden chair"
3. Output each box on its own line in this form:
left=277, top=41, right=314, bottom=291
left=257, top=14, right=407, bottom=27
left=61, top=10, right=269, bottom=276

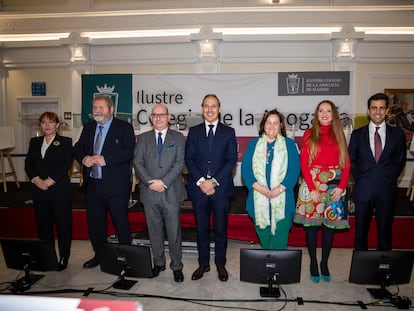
left=406, top=168, right=414, bottom=201
left=69, top=159, right=83, bottom=187
left=0, top=127, right=20, bottom=192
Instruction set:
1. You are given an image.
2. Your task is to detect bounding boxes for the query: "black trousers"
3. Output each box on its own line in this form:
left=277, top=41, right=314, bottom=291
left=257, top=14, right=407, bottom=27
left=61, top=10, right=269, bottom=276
left=85, top=179, right=132, bottom=251
left=354, top=195, right=394, bottom=251
left=33, top=197, right=72, bottom=260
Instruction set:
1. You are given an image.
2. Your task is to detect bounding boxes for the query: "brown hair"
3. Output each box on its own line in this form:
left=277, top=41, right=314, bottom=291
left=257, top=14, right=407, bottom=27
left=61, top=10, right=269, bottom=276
left=307, top=100, right=348, bottom=169
left=38, top=111, right=59, bottom=124
left=258, top=109, right=286, bottom=137
left=93, top=95, right=114, bottom=108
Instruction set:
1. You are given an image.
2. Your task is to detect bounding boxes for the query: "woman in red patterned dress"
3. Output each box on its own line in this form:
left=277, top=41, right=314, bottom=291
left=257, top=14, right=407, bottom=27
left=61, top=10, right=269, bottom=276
left=294, top=100, right=350, bottom=283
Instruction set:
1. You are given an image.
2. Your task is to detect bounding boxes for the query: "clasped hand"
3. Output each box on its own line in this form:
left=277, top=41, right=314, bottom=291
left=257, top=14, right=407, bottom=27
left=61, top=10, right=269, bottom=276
left=83, top=155, right=105, bottom=168
left=34, top=177, right=55, bottom=191
left=310, top=187, right=344, bottom=203
left=200, top=179, right=216, bottom=196
left=255, top=183, right=283, bottom=199
left=148, top=179, right=165, bottom=192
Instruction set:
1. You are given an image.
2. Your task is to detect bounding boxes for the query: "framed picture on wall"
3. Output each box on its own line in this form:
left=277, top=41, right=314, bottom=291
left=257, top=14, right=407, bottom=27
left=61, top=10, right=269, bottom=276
left=384, top=89, right=414, bottom=156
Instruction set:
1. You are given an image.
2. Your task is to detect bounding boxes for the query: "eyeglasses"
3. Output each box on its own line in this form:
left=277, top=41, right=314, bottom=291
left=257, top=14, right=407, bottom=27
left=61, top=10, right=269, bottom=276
left=151, top=113, right=168, bottom=118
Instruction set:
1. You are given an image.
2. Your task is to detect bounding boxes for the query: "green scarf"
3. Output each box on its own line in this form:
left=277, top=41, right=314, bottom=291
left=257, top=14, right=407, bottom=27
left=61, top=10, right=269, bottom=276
left=252, top=134, right=288, bottom=235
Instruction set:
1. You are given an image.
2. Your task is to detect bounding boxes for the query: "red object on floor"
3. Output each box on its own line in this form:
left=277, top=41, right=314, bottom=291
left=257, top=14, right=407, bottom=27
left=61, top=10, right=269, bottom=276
left=0, top=208, right=413, bottom=249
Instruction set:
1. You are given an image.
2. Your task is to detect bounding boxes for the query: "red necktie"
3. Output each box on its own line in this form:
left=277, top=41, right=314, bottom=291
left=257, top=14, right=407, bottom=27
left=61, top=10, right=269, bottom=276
left=374, top=126, right=382, bottom=162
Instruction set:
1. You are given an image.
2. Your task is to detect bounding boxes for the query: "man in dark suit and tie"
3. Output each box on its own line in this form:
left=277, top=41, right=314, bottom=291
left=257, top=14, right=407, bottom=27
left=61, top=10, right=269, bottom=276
left=185, top=94, right=238, bottom=282
left=74, top=95, right=135, bottom=268
left=134, top=104, right=186, bottom=282
left=349, top=92, right=406, bottom=251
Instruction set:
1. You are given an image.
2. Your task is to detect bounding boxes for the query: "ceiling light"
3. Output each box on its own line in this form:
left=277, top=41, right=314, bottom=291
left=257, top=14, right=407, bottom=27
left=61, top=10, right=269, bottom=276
left=0, top=33, right=70, bottom=42
left=82, top=29, right=199, bottom=39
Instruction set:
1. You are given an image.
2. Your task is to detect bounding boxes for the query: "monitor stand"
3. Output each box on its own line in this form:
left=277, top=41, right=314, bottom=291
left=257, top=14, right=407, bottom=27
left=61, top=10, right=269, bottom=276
left=112, top=270, right=137, bottom=290
left=367, top=280, right=392, bottom=300
left=11, top=265, right=44, bottom=293
left=260, top=285, right=280, bottom=298
left=259, top=275, right=281, bottom=298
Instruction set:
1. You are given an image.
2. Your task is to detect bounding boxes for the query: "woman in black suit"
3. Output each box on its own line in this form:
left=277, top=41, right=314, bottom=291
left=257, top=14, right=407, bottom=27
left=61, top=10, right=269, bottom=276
left=25, top=112, right=73, bottom=271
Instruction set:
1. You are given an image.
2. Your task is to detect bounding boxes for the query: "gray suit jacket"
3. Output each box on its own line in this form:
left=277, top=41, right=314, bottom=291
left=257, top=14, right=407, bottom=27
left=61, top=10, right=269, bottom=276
left=134, top=128, right=187, bottom=204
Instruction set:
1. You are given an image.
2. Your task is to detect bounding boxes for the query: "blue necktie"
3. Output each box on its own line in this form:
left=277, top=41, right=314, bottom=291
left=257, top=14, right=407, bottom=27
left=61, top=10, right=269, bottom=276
left=91, top=125, right=103, bottom=178
left=157, top=132, right=163, bottom=156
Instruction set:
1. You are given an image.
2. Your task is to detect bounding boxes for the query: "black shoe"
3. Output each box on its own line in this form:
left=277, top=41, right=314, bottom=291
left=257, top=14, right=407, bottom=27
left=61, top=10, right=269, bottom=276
left=217, top=265, right=228, bottom=282
left=83, top=256, right=99, bottom=269
left=173, top=270, right=184, bottom=282
left=191, top=265, right=210, bottom=280
left=57, top=258, right=68, bottom=271
left=152, top=265, right=166, bottom=277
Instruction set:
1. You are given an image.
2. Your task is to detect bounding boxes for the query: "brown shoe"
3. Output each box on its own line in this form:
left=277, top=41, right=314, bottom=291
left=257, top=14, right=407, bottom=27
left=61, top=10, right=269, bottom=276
left=217, top=265, right=228, bottom=282
left=191, top=265, right=210, bottom=280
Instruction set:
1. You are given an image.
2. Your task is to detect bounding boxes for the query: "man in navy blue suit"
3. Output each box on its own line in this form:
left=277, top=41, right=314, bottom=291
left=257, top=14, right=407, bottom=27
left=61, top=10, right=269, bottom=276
left=185, top=94, right=237, bottom=282
left=349, top=92, right=406, bottom=251
left=74, top=95, right=135, bottom=268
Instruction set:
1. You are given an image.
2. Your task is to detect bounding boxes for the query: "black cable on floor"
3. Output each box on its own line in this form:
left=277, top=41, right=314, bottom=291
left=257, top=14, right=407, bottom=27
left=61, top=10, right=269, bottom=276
left=7, top=288, right=411, bottom=310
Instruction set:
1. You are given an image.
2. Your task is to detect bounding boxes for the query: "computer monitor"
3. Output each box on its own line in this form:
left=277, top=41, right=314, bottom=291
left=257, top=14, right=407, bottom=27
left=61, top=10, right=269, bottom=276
left=349, top=250, right=414, bottom=299
left=0, top=238, right=58, bottom=293
left=240, top=249, right=302, bottom=298
left=96, top=242, right=153, bottom=290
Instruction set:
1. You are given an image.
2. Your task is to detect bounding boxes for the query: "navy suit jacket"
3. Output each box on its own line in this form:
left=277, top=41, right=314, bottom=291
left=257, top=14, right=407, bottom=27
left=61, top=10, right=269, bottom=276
left=348, top=124, right=406, bottom=202
left=73, top=117, right=135, bottom=196
left=185, top=122, right=238, bottom=199
left=25, top=134, right=73, bottom=200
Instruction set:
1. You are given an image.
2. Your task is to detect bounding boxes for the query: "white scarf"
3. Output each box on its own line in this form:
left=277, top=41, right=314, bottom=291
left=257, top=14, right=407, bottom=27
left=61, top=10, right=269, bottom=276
left=252, top=134, right=287, bottom=235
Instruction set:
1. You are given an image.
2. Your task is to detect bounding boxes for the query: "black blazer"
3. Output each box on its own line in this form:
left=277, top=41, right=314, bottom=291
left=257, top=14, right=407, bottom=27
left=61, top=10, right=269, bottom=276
left=348, top=124, right=406, bottom=202
left=73, top=117, right=135, bottom=196
left=25, top=134, right=73, bottom=200
left=185, top=122, right=238, bottom=199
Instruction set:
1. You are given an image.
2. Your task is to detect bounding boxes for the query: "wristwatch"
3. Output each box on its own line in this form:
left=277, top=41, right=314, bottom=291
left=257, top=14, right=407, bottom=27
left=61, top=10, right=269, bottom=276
left=211, top=179, right=218, bottom=187
left=279, top=187, right=284, bottom=193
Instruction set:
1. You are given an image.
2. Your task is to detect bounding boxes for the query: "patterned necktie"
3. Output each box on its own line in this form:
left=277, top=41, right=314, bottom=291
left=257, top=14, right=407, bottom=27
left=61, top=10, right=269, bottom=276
left=91, top=125, right=103, bottom=178
left=157, top=132, right=163, bottom=156
left=374, top=126, right=382, bottom=162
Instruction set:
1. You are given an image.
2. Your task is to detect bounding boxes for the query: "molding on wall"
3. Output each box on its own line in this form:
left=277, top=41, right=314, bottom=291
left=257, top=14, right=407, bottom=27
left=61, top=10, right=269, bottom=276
left=2, top=40, right=414, bottom=69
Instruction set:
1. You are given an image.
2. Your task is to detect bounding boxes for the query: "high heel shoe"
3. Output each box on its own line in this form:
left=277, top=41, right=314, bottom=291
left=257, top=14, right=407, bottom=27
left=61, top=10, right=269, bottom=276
left=320, top=262, right=330, bottom=282
left=310, top=275, right=320, bottom=283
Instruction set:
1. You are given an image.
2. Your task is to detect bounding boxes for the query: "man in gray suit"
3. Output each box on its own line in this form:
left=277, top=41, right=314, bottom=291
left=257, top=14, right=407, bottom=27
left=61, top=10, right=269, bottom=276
left=134, top=104, right=186, bottom=282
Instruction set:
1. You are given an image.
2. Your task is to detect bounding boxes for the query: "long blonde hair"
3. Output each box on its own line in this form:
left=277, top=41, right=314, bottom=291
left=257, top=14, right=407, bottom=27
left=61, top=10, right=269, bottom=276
left=307, top=100, right=348, bottom=169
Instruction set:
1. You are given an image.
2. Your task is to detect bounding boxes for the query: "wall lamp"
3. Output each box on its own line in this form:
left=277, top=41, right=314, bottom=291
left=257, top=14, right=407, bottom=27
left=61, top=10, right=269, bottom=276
left=190, top=26, right=223, bottom=61
left=331, top=25, right=364, bottom=59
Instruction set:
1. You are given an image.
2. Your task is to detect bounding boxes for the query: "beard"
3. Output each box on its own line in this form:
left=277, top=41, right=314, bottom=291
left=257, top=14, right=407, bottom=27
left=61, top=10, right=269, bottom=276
left=93, top=114, right=106, bottom=124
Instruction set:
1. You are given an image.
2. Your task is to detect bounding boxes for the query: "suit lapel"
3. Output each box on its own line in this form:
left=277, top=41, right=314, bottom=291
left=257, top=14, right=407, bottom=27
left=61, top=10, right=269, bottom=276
left=362, top=126, right=376, bottom=162
left=381, top=125, right=393, bottom=159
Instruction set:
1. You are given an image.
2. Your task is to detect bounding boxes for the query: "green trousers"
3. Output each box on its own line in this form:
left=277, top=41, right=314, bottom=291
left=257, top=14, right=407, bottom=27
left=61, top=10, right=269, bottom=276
left=255, top=215, right=293, bottom=249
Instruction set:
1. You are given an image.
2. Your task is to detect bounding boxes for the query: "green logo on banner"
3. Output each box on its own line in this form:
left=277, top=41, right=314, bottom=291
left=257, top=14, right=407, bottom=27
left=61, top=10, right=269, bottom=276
left=81, top=74, right=132, bottom=125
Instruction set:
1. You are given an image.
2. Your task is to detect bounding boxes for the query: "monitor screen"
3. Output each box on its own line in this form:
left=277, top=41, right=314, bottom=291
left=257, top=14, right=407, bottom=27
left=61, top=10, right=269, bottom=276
left=0, top=238, right=58, bottom=272
left=0, top=238, right=58, bottom=293
left=240, top=249, right=302, bottom=297
left=349, top=250, right=414, bottom=299
left=96, top=242, right=153, bottom=278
